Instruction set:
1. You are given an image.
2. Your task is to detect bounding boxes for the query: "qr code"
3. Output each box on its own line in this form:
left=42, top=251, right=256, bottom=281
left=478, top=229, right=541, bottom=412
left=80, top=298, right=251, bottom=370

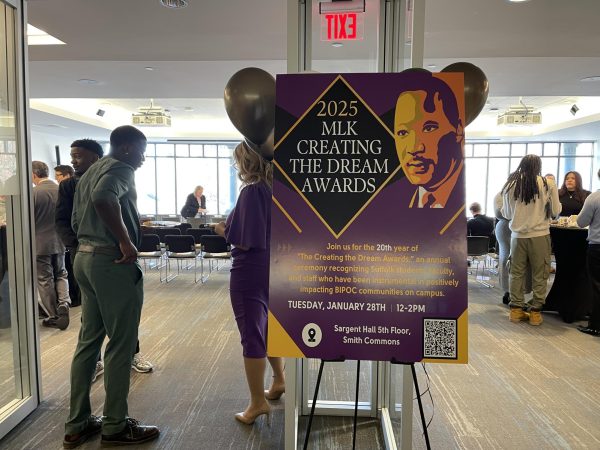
left=423, top=318, right=457, bottom=359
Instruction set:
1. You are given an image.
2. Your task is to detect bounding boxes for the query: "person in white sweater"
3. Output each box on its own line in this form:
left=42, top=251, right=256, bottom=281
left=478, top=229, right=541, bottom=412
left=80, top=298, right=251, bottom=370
left=501, top=155, right=561, bottom=325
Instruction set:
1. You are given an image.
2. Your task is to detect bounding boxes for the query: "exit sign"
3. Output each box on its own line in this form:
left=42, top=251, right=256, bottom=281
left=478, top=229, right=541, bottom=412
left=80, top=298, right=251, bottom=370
left=321, top=12, right=364, bottom=41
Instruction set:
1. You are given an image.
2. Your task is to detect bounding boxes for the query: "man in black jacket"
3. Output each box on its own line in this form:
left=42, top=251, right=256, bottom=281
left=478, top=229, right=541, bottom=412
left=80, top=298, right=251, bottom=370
left=467, top=202, right=496, bottom=250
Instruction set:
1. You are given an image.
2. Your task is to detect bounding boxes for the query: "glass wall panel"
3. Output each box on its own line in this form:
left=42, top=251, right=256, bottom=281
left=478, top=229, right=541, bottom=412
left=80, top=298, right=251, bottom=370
left=486, top=158, right=509, bottom=216
left=527, top=143, right=542, bottom=155
left=135, top=156, right=156, bottom=215
left=511, top=143, right=526, bottom=157
left=465, top=159, right=487, bottom=216
left=472, top=144, right=488, bottom=157
left=488, top=143, right=510, bottom=157
left=544, top=143, right=559, bottom=156
left=156, top=158, right=175, bottom=214
left=155, top=144, right=174, bottom=157
left=0, top=1, right=33, bottom=423
left=541, top=157, right=559, bottom=180
left=175, top=144, right=188, bottom=157
left=175, top=158, right=218, bottom=214
left=218, top=158, right=237, bottom=215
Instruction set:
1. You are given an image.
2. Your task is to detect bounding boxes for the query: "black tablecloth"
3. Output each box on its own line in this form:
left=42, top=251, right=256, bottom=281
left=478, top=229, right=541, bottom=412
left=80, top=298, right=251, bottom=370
left=544, top=226, right=592, bottom=322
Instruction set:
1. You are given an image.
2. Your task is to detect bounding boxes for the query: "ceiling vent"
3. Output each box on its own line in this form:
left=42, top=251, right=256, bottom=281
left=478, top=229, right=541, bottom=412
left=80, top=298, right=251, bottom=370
left=497, top=100, right=542, bottom=126
left=132, top=100, right=172, bottom=127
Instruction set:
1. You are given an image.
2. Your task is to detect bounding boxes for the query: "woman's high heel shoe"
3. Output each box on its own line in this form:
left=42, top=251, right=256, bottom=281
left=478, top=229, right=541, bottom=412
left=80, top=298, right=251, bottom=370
left=264, top=386, right=285, bottom=401
left=234, top=408, right=271, bottom=426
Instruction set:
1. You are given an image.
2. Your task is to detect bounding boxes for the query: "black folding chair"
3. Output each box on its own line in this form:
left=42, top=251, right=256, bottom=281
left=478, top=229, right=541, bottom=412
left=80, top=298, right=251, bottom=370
left=154, top=227, right=181, bottom=245
left=467, top=236, right=492, bottom=287
left=199, top=235, right=231, bottom=282
left=137, top=234, right=166, bottom=281
left=164, top=234, right=199, bottom=283
left=186, top=228, right=215, bottom=251
left=176, top=223, right=192, bottom=234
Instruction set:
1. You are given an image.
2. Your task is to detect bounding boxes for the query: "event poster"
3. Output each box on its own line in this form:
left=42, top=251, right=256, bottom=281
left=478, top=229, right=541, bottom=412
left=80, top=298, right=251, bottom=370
left=267, top=72, right=468, bottom=363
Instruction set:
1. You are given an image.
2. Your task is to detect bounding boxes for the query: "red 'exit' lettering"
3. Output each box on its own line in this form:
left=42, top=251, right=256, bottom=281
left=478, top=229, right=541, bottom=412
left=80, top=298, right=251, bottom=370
left=325, top=13, right=358, bottom=40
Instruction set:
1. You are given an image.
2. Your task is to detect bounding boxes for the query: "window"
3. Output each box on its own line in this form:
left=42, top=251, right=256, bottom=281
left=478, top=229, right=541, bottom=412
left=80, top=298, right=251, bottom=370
left=134, top=141, right=240, bottom=216
left=465, top=141, right=595, bottom=215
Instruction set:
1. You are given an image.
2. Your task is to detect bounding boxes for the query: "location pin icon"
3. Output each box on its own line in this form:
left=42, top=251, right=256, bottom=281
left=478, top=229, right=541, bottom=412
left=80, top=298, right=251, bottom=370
left=308, top=328, right=316, bottom=342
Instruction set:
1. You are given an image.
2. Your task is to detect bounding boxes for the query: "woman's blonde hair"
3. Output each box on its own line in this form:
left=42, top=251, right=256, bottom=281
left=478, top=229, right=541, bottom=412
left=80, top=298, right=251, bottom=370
left=233, top=142, right=273, bottom=188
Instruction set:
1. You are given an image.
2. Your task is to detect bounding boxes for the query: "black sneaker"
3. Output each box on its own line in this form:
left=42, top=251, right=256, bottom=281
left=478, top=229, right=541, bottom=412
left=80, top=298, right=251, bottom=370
left=56, top=303, right=70, bottom=330
left=577, top=325, right=600, bottom=337
left=63, top=415, right=102, bottom=448
left=42, top=317, right=60, bottom=328
left=100, top=418, right=159, bottom=446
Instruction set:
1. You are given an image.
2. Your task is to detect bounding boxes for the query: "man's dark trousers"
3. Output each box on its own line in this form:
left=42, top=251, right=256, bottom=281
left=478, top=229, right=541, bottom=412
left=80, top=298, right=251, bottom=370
left=65, top=251, right=143, bottom=436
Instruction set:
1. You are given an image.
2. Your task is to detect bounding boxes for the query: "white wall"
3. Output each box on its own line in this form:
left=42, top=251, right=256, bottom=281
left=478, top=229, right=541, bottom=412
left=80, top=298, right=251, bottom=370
left=30, top=130, right=78, bottom=180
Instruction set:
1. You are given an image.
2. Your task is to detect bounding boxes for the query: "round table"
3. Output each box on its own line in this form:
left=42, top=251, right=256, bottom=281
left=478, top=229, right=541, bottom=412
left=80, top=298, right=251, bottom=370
left=544, top=226, right=592, bottom=322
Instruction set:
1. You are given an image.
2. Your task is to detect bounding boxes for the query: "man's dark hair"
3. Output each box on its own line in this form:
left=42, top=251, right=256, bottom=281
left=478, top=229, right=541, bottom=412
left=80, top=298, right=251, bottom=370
left=54, top=165, right=74, bottom=177
left=32, top=161, right=49, bottom=178
left=110, top=125, right=146, bottom=148
left=71, top=139, right=104, bottom=157
left=502, top=154, right=546, bottom=205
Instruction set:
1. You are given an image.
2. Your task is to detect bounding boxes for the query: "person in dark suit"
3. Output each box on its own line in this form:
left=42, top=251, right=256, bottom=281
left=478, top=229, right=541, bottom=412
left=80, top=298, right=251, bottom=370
left=467, top=202, right=495, bottom=242
left=180, top=185, right=207, bottom=218
left=32, top=161, right=71, bottom=330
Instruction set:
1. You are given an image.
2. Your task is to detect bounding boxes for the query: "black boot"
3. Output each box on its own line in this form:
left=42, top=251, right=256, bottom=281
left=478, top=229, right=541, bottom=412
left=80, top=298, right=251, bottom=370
left=502, top=292, right=510, bottom=305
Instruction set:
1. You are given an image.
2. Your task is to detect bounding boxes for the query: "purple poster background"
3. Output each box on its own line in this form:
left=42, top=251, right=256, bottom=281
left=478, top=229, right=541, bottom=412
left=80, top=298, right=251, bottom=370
left=269, top=72, right=468, bottom=363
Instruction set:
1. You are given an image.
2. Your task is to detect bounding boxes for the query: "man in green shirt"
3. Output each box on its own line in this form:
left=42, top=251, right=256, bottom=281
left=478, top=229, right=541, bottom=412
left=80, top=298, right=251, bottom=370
left=63, top=126, right=159, bottom=448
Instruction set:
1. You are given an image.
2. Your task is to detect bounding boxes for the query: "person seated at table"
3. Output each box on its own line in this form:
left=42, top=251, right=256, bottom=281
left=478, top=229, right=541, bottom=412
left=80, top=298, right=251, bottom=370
left=467, top=202, right=496, bottom=251
left=559, top=171, right=590, bottom=216
left=576, top=168, right=600, bottom=337
left=181, top=185, right=207, bottom=218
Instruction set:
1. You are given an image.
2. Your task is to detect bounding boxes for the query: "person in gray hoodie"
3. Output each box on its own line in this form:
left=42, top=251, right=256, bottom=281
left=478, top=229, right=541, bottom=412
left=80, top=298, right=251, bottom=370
left=501, top=154, right=561, bottom=326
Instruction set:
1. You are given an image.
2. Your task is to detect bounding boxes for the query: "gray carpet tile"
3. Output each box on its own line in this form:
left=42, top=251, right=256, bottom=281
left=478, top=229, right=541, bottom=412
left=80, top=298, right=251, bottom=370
left=1, top=264, right=600, bottom=449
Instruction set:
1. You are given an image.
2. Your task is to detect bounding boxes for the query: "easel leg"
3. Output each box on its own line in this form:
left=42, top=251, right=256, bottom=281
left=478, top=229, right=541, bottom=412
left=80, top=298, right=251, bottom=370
left=303, top=360, right=325, bottom=450
left=352, top=360, right=360, bottom=450
left=410, top=364, right=431, bottom=450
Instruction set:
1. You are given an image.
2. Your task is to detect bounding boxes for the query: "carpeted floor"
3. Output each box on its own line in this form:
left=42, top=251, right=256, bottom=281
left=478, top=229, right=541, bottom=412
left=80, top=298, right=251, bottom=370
left=1, top=264, right=600, bottom=449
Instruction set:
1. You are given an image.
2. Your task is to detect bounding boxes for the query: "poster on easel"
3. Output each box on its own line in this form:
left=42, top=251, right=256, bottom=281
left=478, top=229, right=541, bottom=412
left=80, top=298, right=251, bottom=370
left=268, top=71, right=468, bottom=364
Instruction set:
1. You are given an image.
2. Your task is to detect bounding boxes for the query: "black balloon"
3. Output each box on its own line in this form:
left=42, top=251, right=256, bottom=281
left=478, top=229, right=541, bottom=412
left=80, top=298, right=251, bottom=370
left=441, top=62, right=489, bottom=126
left=401, top=67, right=431, bottom=75
left=244, top=128, right=274, bottom=161
left=224, top=67, right=275, bottom=146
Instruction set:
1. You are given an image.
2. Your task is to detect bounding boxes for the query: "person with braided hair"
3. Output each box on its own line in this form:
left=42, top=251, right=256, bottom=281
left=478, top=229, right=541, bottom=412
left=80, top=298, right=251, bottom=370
left=501, top=154, right=561, bottom=326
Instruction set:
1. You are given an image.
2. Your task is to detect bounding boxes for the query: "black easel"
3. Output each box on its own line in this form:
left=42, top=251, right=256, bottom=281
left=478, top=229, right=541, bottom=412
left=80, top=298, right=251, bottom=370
left=303, top=360, right=431, bottom=450
left=303, top=358, right=361, bottom=450
left=391, top=361, right=431, bottom=450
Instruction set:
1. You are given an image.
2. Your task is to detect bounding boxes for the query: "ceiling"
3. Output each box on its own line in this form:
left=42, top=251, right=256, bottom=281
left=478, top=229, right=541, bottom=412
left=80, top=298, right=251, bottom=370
left=26, top=0, right=600, bottom=141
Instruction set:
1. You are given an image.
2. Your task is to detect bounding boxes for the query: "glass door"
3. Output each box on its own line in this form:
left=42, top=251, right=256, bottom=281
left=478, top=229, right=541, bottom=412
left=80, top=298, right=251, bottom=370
left=0, top=0, right=41, bottom=439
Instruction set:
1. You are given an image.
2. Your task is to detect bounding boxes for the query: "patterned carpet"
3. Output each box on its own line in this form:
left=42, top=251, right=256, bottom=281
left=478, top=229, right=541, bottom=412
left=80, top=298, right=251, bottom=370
left=1, top=265, right=600, bottom=449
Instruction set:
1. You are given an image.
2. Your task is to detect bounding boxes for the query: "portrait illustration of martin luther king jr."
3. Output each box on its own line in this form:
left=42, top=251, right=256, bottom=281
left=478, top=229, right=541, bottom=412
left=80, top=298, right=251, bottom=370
left=394, top=74, right=464, bottom=208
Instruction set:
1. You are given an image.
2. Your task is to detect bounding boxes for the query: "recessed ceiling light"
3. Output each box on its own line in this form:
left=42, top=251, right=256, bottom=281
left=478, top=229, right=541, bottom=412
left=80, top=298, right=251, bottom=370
left=145, top=66, right=154, bottom=71
left=507, top=0, right=531, bottom=3
left=581, top=76, right=600, bottom=82
left=160, top=0, right=188, bottom=8
left=77, top=79, right=98, bottom=85
left=331, top=42, right=343, bottom=48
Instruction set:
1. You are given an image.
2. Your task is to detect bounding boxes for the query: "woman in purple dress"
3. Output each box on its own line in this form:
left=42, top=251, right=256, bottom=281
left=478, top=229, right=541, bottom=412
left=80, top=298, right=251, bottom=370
left=215, top=142, right=285, bottom=425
